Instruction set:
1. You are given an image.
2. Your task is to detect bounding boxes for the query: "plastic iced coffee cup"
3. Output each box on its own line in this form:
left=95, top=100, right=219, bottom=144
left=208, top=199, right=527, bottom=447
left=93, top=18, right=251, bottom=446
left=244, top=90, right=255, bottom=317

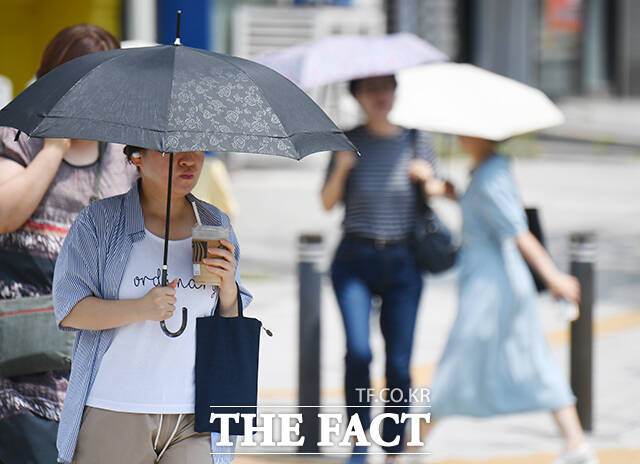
left=192, top=224, right=230, bottom=286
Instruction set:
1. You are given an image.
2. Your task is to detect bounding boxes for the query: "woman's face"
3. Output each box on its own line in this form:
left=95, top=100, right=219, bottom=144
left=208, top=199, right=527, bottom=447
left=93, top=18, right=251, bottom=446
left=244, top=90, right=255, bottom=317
left=353, top=76, right=396, bottom=121
left=133, top=150, right=205, bottom=197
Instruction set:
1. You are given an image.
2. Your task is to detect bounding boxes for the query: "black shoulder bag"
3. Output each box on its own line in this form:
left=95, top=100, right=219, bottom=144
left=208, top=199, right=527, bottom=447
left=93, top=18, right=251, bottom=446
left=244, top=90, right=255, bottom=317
left=525, top=207, right=547, bottom=292
left=410, top=129, right=457, bottom=273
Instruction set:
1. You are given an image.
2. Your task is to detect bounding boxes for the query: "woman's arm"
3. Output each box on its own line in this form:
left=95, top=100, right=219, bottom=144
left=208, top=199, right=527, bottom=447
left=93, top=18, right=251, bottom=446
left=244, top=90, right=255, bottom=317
left=321, top=151, right=356, bottom=211
left=0, top=138, right=70, bottom=233
left=60, top=279, right=178, bottom=330
left=409, top=130, right=459, bottom=200
left=424, top=178, right=458, bottom=201
left=408, top=158, right=457, bottom=201
left=516, top=231, right=580, bottom=303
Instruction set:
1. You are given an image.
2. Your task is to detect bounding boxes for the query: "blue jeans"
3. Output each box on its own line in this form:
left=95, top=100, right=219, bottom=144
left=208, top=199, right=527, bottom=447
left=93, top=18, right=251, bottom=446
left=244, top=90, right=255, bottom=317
left=330, top=236, right=423, bottom=454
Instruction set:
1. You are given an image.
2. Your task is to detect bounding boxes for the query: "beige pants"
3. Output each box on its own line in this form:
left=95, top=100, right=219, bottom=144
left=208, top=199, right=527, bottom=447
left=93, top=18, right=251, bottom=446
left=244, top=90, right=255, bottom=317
left=73, top=406, right=210, bottom=463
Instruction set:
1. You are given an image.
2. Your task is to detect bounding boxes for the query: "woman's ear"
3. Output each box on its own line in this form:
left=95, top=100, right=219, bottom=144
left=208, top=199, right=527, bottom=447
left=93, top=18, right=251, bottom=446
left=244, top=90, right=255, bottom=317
left=130, top=150, right=143, bottom=168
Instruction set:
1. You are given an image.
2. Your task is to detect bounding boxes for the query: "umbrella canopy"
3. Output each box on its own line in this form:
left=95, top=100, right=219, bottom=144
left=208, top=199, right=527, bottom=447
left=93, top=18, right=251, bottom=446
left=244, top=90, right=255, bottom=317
left=0, top=39, right=356, bottom=338
left=0, top=45, right=355, bottom=158
left=254, top=33, right=448, bottom=90
left=390, top=63, right=565, bottom=141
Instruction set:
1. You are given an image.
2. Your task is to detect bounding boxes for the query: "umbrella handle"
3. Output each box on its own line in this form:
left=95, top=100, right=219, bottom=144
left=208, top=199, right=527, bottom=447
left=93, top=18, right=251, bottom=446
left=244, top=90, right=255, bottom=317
left=160, top=307, right=188, bottom=337
left=159, top=151, right=185, bottom=338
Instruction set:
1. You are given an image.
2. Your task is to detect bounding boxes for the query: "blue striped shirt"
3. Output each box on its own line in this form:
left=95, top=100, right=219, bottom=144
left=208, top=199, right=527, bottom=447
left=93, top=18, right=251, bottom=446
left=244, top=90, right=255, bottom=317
left=52, top=180, right=252, bottom=463
left=325, top=126, right=440, bottom=240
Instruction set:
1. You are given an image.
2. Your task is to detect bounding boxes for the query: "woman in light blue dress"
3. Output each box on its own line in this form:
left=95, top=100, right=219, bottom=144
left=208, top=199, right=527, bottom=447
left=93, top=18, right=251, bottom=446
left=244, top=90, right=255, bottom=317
left=419, top=136, right=597, bottom=464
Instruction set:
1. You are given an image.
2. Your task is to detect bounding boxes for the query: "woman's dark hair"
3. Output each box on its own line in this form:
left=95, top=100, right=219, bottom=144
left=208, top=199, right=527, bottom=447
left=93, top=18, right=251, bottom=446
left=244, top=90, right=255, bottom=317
left=348, top=75, right=397, bottom=97
left=36, top=24, right=120, bottom=79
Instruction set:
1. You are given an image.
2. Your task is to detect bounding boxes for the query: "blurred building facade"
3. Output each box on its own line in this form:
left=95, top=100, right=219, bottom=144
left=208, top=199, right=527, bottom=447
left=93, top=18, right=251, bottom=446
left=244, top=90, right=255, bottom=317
left=386, top=0, right=640, bottom=98
left=221, top=0, right=640, bottom=99
left=0, top=0, right=121, bottom=96
left=1, top=0, right=638, bottom=99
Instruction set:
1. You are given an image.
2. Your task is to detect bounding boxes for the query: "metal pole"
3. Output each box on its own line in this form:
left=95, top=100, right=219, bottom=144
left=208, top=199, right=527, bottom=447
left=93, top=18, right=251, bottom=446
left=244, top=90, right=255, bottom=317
left=298, top=233, right=323, bottom=453
left=123, top=0, right=157, bottom=42
left=569, top=231, right=596, bottom=431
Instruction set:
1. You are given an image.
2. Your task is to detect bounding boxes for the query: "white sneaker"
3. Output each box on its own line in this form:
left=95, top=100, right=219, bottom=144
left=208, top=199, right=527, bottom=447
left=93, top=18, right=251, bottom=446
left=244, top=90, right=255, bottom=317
left=553, top=443, right=599, bottom=464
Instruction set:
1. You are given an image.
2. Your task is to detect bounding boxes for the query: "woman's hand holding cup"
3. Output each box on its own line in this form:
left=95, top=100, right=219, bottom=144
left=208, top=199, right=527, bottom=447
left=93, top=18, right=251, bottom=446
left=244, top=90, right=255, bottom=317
left=138, top=279, right=178, bottom=321
left=204, top=239, right=239, bottom=316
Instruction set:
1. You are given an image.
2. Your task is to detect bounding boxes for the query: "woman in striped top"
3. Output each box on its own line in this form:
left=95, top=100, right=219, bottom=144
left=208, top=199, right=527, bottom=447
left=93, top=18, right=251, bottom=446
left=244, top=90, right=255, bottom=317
left=322, top=75, right=454, bottom=464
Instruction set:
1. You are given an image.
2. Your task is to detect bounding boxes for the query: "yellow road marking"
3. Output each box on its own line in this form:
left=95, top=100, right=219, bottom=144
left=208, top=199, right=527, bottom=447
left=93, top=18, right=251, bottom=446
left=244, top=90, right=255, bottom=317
left=420, top=448, right=640, bottom=464
left=234, top=448, right=640, bottom=464
left=547, top=309, right=640, bottom=344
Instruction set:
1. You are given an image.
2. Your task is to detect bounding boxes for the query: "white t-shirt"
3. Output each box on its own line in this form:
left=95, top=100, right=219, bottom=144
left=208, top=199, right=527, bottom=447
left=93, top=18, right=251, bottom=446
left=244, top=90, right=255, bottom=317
left=86, top=229, right=218, bottom=413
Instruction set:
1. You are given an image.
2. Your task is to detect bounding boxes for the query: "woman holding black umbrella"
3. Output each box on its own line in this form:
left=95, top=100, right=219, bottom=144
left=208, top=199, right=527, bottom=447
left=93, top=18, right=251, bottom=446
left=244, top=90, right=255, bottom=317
left=322, top=74, right=454, bottom=464
left=52, top=146, right=252, bottom=463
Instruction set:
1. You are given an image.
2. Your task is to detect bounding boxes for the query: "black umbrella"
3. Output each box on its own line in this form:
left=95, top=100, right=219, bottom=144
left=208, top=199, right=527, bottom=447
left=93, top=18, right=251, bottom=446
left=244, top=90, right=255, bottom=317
left=0, top=39, right=353, bottom=158
left=0, top=14, right=354, bottom=437
left=0, top=14, right=355, bottom=338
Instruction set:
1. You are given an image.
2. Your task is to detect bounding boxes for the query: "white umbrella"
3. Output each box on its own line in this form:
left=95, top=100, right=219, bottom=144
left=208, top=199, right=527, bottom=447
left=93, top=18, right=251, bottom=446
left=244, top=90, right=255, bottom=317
left=390, top=63, right=565, bottom=141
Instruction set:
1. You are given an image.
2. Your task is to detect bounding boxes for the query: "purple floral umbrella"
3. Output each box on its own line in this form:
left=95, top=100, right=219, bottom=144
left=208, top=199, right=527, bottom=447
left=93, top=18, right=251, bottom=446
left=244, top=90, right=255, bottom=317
left=254, top=32, right=448, bottom=90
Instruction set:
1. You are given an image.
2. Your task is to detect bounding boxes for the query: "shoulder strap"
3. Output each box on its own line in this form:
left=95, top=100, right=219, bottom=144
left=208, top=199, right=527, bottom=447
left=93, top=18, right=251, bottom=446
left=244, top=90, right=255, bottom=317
left=409, top=129, right=428, bottom=213
left=409, top=128, right=418, bottom=159
left=89, top=142, right=107, bottom=203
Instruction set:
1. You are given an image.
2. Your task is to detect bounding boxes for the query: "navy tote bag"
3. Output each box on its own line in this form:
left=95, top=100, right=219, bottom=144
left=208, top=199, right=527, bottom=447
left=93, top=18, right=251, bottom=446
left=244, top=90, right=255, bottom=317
left=194, top=285, right=264, bottom=434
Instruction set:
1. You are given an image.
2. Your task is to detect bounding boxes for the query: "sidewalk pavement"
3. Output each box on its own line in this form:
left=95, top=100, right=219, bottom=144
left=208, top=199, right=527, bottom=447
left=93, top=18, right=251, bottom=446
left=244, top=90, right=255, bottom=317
left=236, top=274, right=640, bottom=463
left=225, top=143, right=640, bottom=463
